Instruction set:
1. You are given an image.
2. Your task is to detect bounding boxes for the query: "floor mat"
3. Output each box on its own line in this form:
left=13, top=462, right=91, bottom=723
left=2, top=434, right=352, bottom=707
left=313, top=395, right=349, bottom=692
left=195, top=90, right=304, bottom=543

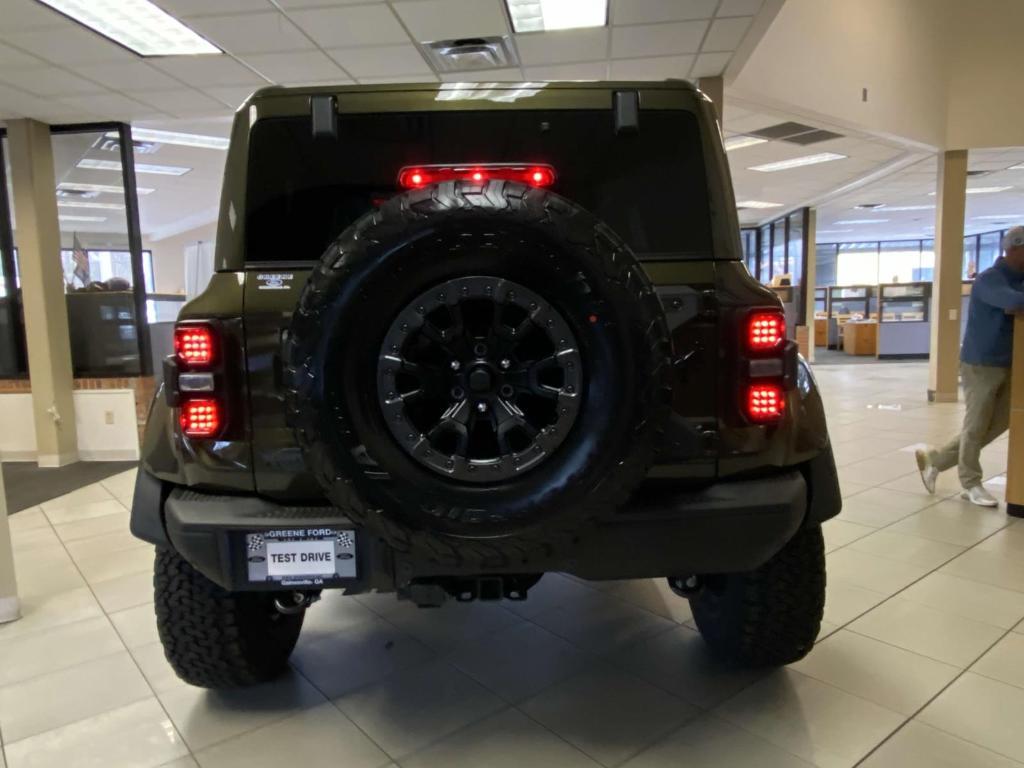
left=2, top=461, right=137, bottom=514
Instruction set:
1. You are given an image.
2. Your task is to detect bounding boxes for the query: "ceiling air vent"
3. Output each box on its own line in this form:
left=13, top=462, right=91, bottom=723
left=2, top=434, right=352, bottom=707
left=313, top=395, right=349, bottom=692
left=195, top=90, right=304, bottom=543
left=855, top=203, right=884, bottom=209
left=420, top=36, right=518, bottom=72
left=967, top=169, right=989, bottom=177
left=750, top=121, right=844, bottom=145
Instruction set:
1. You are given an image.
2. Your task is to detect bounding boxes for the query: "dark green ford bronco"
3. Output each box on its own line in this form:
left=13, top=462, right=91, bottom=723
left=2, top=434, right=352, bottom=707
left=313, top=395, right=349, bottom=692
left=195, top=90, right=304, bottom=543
left=130, top=80, right=841, bottom=688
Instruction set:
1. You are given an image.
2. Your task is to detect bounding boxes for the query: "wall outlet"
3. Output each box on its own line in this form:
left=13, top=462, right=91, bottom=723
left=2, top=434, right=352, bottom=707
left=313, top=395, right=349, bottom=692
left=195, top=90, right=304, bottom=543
left=104, top=410, right=115, bottom=425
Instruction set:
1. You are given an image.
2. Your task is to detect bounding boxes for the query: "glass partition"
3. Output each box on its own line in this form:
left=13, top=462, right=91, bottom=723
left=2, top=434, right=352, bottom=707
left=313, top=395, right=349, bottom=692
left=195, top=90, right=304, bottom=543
left=0, top=133, right=25, bottom=377
left=771, top=219, right=786, bottom=281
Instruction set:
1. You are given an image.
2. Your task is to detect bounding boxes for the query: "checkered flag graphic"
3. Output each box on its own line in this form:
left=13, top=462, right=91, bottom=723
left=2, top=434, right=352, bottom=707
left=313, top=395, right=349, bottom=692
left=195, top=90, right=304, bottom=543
left=248, top=534, right=264, bottom=552
left=337, top=532, right=354, bottom=548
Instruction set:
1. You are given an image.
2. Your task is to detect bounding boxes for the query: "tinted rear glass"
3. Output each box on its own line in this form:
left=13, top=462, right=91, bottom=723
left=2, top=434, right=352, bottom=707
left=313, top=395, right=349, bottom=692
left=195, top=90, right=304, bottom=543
left=245, top=109, right=712, bottom=263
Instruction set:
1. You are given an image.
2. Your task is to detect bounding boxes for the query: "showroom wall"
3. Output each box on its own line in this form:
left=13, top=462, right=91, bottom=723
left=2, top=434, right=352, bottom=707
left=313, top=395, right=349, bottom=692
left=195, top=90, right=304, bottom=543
left=143, top=221, right=216, bottom=296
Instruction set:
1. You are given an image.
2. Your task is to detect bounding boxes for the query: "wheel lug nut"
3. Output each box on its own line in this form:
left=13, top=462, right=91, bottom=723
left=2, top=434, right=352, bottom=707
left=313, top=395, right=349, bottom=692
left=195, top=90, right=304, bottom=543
left=450, top=360, right=461, bottom=371
left=476, top=402, right=489, bottom=413
left=499, top=358, right=511, bottom=369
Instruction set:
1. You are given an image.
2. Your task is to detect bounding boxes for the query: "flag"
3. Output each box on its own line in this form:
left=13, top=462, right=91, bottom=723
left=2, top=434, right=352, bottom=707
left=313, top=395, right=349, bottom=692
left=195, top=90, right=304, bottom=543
left=71, top=232, right=89, bottom=286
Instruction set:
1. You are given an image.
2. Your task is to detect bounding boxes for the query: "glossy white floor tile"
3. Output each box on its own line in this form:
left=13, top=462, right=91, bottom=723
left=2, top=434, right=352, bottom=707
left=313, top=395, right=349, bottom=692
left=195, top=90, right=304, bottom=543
left=3, top=362, right=1024, bottom=766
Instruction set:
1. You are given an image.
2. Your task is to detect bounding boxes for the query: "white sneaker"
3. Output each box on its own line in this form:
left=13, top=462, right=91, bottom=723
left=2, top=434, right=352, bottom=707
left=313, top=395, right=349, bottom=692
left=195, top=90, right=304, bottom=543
left=915, top=449, right=939, bottom=494
left=962, top=485, right=999, bottom=507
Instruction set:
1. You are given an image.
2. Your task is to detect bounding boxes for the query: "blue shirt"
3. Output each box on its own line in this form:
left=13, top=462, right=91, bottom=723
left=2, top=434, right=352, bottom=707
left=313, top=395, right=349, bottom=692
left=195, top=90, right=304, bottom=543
left=961, top=258, right=1024, bottom=367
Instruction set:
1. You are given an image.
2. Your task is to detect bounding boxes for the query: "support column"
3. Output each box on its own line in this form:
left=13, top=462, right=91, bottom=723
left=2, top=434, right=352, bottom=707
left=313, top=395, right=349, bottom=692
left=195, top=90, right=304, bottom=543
left=802, top=209, right=817, bottom=363
left=7, top=119, right=78, bottom=466
left=928, top=149, right=968, bottom=403
left=0, top=465, right=19, bottom=623
left=697, top=75, right=724, bottom=124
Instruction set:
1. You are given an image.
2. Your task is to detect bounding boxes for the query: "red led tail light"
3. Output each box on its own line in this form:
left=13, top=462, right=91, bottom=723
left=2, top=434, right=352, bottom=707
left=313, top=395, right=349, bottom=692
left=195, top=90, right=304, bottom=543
left=398, top=164, right=556, bottom=189
left=174, top=325, right=216, bottom=366
left=180, top=399, right=221, bottom=438
left=748, top=312, right=785, bottom=351
left=747, top=384, right=785, bottom=422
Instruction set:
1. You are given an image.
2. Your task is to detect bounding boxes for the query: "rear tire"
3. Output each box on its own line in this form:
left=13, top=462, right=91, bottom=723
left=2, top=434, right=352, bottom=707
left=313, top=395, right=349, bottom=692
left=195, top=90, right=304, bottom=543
left=690, top=525, right=825, bottom=667
left=154, top=548, right=304, bottom=688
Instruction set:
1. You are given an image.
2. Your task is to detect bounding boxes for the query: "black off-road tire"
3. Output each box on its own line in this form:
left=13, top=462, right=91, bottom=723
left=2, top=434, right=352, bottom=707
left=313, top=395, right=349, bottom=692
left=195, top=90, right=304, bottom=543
left=690, top=525, right=825, bottom=667
left=154, top=548, right=304, bottom=688
left=283, top=180, right=671, bottom=569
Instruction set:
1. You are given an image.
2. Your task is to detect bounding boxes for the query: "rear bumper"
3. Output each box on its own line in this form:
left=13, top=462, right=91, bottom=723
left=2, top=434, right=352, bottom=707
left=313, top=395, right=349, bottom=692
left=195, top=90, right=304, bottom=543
left=131, top=449, right=840, bottom=591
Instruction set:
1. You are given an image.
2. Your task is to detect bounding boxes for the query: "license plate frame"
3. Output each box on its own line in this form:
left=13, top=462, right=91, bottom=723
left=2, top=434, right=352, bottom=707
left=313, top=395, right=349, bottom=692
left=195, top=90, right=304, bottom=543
left=244, top=527, right=357, bottom=587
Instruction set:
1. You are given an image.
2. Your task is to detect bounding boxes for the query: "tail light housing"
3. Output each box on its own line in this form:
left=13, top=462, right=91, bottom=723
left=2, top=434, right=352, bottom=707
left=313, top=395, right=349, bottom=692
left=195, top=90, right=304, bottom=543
left=179, top=399, right=221, bottom=438
left=747, top=311, right=785, bottom=352
left=174, top=325, right=216, bottom=366
left=398, top=164, right=556, bottom=189
left=747, top=383, right=785, bottom=422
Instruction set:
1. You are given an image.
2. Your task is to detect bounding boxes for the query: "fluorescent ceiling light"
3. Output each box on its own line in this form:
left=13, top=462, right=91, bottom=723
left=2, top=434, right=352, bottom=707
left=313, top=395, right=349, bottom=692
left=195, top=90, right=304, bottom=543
left=833, top=219, right=889, bottom=224
left=724, top=135, right=768, bottom=152
left=58, top=215, right=106, bottom=222
left=36, top=0, right=220, bottom=56
left=817, top=229, right=854, bottom=234
left=879, top=204, right=935, bottom=211
left=104, top=128, right=229, bottom=150
left=748, top=152, right=847, bottom=173
left=1009, top=163, right=1024, bottom=170
left=58, top=182, right=155, bottom=195
left=505, top=0, right=607, bottom=32
left=77, top=158, right=190, bottom=176
left=928, top=186, right=1013, bottom=196
left=736, top=200, right=783, bottom=209
left=58, top=200, right=125, bottom=210
left=973, top=214, right=1021, bottom=220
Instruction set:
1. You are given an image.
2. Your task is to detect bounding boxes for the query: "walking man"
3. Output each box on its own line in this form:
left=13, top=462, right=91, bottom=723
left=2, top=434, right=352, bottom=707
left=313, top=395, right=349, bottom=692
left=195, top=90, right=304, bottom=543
left=917, top=226, right=1024, bottom=507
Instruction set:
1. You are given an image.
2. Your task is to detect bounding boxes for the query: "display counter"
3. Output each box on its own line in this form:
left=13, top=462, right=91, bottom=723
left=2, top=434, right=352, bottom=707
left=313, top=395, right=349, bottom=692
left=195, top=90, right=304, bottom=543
left=843, top=320, right=878, bottom=356
left=826, top=285, right=876, bottom=349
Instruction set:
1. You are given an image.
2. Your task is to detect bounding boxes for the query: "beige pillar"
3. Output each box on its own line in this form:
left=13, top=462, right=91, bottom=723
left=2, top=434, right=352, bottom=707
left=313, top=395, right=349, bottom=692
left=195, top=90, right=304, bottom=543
left=7, top=119, right=78, bottom=466
left=697, top=75, right=724, bottom=124
left=928, top=150, right=968, bottom=403
left=803, top=209, right=817, bottom=363
left=0, top=466, right=18, bottom=622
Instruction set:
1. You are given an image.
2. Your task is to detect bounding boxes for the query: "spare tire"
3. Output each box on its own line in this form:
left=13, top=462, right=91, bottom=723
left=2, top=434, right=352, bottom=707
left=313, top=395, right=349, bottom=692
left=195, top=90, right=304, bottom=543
left=284, top=180, right=671, bottom=568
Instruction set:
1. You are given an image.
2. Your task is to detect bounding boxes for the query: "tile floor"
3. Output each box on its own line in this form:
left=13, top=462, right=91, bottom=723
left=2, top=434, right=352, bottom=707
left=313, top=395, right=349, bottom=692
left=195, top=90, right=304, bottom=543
left=1, top=362, right=1023, bottom=767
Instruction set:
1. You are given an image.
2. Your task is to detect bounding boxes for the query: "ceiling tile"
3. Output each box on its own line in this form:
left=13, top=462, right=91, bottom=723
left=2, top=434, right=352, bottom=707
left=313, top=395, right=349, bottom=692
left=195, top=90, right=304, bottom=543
left=612, top=0, right=717, bottom=25
left=0, top=0, right=68, bottom=29
left=439, top=67, right=523, bottom=82
left=288, top=5, right=409, bottom=48
left=2, top=26, right=136, bottom=65
left=184, top=12, right=313, bottom=54
left=59, top=92, right=166, bottom=120
left=357, top=74, right=439, bottom=84
left=0, top=42, right=48, bottom=70
left=151, top=55, right=268, bottom=86
left=609, top=55, right=695, bottom=80
left=392, top=0, right=508, bottom=41
left=74, top=61, right=184, bottom=91
left=241, top=50, right=349, bottom=83
left=0, top=66, right=107, bottom=97
left=611, top=20, right=708, bottom=58
left=522, top=61, right=608, bottom=80
left=691, top=51, right=733, bottom=77
left=154, top=0, right=274, bottom=15
left=718, top=0, right=764, bottom=15
left=513, top=28, right=608, bottom=66
left=277, top=0, right=387, bottom=5
left=701, top=16, right=753, bottom=51
left=327, top=44, right=431, bottom=77
left=127, top=88, right=229, bottom=117
left=200, top=84, right=261, bottom=108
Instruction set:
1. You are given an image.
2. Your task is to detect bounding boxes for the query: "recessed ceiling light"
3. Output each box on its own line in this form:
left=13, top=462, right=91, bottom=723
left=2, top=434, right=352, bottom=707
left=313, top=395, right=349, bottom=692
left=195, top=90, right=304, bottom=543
left=736, top=200, right=784, bottom=209
left=505, top=0, right=607, bottom=32
left=104, top=128, right=229, bottom=150
left=748, top=152, right=847, bottom=172
left=833, top=219, right=889, bottom=224
left=58, top=214, right=107, bottom=222
left=928, top=186, right=1013, bottom=196
left=58, top=182, right=155, bottom=195
left=724, top=135, right=768, bottom=152
left=36, top=0, right=220, bottom=56
left=58, top=200, right=125, bottom=210
left=879, top=204, right=935, bottom=211
left=77, top=158, right=190, bottom=176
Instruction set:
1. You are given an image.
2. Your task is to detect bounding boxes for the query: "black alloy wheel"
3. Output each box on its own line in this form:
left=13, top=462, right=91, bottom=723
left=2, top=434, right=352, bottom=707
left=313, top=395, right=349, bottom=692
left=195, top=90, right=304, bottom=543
left=377, top=275, right=583, bottom=483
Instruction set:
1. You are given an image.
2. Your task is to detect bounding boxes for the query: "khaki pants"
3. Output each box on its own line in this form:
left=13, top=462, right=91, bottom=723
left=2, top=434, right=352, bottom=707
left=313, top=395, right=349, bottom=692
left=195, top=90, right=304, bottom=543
left=930, top=363, right=1012, bottom=489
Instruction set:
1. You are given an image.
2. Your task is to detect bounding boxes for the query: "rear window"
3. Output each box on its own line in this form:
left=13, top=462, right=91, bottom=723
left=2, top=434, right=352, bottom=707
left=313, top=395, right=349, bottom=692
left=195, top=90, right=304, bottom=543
left=245, top=109, right=713, bottom=263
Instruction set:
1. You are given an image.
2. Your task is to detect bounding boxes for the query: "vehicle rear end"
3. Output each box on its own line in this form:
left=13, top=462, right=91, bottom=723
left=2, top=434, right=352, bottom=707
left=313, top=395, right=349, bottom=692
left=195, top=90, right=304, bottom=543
left=132, top=81, right=840, bottom=687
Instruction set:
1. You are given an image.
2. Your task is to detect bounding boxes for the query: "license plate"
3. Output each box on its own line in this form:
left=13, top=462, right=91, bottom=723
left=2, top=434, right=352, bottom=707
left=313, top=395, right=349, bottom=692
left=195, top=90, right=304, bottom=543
left=245, top=527, right=356, bottom=586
